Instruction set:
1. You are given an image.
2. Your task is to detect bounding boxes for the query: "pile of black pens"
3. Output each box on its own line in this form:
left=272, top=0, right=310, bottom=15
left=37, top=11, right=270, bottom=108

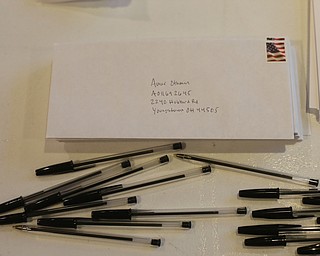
left=238, top=186, right=320, bottom=254
left=2, top=141, right=320, bottom=250
left=0, top=142, right=249, bottom=248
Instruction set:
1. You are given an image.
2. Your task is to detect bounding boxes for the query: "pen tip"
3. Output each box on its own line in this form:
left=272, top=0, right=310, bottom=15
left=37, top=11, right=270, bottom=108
left=174, top=154, right=188, bottom=159
left=13, top=225, right=28, bottom=231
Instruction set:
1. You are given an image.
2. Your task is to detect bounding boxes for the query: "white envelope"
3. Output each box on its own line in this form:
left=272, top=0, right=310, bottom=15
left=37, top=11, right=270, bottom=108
left=46, top=38, right=298, bottom=140
left=309, top=0, right=320, bottom=115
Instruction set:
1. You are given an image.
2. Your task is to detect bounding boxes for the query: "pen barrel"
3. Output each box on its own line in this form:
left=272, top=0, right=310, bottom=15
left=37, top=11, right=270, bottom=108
left=281, top=189, right=320, bottom=196
left=91, top=207, right=247, bottom=220
left=294, top=208, right=320, bottom=217
left=37, top=218, right=192, bottom=229
left=75, top=142, right=183, bottom=167
left=18, top=225, right=162, bottom=247
left=130, top=207, right=246, bottom=217
left=284, top=235, right=320, bottom=243
left=178, top=154, right=319, bottom=187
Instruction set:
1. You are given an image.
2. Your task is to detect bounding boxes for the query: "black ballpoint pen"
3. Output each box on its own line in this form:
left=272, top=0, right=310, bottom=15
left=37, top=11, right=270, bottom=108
left=239, top=188, right=320, bottom=199
left=13, top=225, right=162, bottom=247
left=24, top=155, right=169, bottom=212
left=252, top=206, right=320, bottom=219
left=63, top=165, right=212, bottom=206
left=35, top=142, right=185, bottom=175
left=37, top=217, right=192, bottom=229
left=175, top=154, right=319, bottom=187
left=238, top=224, right=320, bottom=235
left=0, top=196, right=137, bottom=225
left=91, top=207, right=248, bottom=220
left=0, top=160, right=131, bottom=215
left=244, top=234, right=320, bottom=247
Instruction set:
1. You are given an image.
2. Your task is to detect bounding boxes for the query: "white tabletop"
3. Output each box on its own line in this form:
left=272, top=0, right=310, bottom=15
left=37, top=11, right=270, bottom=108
left=0, top=1, right=318, bottom=255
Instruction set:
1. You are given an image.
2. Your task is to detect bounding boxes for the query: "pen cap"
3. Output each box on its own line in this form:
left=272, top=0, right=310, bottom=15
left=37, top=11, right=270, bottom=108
left=92, top=209, right=133, bottom=220
left=0, top=196, right=25, bottom=214
left=244, top=235, right=287, bottom=247
left=302, top=197, right=320, bottom=205
left=35, top=161, right=75, bottom=176
left=238, top=224, right=301, bottom=235
left=63, top=190, right=105, bottom=206
left=127, top=196, right=138, bottom=204
left=151, top=239, right=162, bottom=247
left=172, top=142, right=185, bottom=150
left=297, top=243, right=320, bottom=255
left=0, top=212, right=28, bottom=225
left=121, top=160, right=131, bottom=168
left=309, top=179, right=319, bottom=187
left=251, top=207, right=312, bottom=219
left=159, top=155, right=170, bottom=163
left=37, top=218, right=77, bottom=229
left=238, top=188, right=280, bottom=199
left=24, top=193, right=62, bottom=213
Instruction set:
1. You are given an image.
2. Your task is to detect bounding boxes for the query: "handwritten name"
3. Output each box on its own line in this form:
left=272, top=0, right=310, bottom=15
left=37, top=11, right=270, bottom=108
left=151, top=78, right=190, bottom=88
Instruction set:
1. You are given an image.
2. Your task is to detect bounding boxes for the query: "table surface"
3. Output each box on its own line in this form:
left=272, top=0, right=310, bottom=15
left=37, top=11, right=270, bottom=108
left=1, top=1, right=319, bottom=255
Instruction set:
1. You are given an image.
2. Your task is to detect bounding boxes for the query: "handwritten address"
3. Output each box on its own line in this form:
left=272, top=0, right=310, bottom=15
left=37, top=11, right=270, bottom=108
left=149, top=78, right=220, bottom=115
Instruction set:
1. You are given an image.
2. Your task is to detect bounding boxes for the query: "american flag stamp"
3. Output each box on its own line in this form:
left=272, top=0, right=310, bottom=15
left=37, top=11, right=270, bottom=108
left=266, top=37, right=286, bottom=62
